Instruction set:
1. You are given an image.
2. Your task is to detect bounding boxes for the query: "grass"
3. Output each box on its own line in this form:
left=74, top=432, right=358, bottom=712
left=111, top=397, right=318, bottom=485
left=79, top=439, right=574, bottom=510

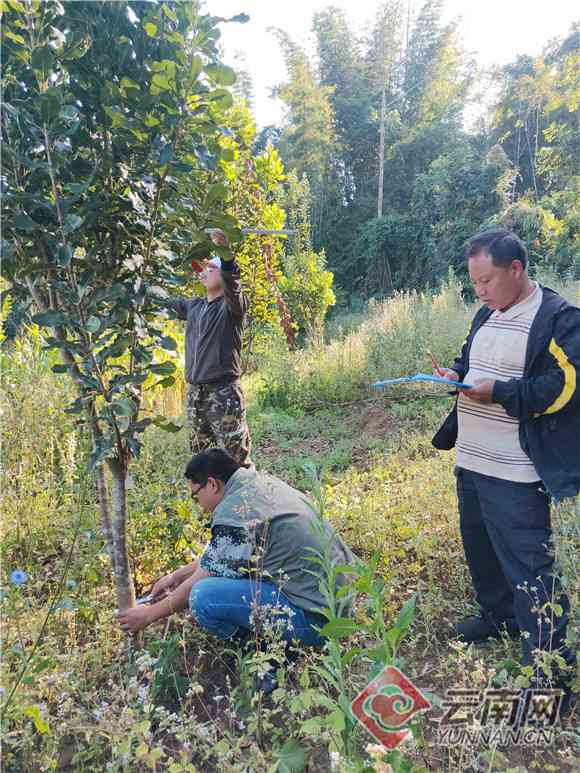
left=1, top=277, right=579, bottom=772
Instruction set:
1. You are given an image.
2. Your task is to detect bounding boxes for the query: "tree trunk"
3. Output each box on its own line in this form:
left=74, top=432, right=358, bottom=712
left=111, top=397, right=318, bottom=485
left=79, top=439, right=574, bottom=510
left=377, top=85, right=386, bottom=219
left=107, top=458, right=136, bottom=611
left=264, top=243, right=296, bottom=349
left=95, top=463, right=115, bottom=568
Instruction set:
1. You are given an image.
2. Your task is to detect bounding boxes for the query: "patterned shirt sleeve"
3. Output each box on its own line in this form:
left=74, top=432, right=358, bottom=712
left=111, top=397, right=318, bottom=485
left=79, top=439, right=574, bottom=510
left=200, top=525, right=253, bottom=578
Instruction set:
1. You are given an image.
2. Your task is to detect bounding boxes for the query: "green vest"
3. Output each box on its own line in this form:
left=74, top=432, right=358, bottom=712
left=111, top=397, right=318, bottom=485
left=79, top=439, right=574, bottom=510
left=212, top=467, right=357, bottom=614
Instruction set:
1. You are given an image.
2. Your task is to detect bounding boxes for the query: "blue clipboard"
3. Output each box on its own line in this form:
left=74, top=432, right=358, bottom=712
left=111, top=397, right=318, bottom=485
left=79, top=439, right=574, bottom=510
left=372, top=373, right=472, bottom=389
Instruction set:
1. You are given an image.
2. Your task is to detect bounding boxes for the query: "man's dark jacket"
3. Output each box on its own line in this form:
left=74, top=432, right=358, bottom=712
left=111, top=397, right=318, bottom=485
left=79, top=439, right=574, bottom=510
left=432, top=286, right=580, bottom=501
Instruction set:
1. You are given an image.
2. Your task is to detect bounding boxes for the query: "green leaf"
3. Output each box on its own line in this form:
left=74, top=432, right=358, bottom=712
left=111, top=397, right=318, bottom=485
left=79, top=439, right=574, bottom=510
left=159, top=144, right=173, bottom=165
left=39, top=90, right=60, bottom=123
left=193, top=148, right=217, bottom=170
left=299, top=717, right=322, bottom=736
left=56, top=243, right=73, bottom=267
left=64, top=182, right=90, bottom=195
left=89, top=284, right=126, bottom=308
left=99, top=334, right=131, bottom=359
left=275, top=739, right=309, bottom=773
left=144, top=22, right=157, bottom=37
left=219, top=147, right=235, bottom=162
left=51, top=363, right=70, bottom=373
left=120, top=77, right=140, bottom=92
left=341, top=647, right=363, bottom=667
left=62, top=37, right=91, bottom=60
left=159, top=335, right=177, bottom=351
left=60, top=104, right=79, bottom=121
left=153, top=418, right=183, bottom=433
left=326, top=709, right=346, bottom=732
left=85, top=316, right=101, bottom=333
left=173, top=162, right=193, bottom=172
left=14, top=212, right=36, bottom=231
left=149, top=361, right=176, bottom=375
left=231, top=13, right=250, bottom=23
left=154, top=376, right=176, bottom=388
left=112, top=397, right=137, bottom=417
left=190, top=55, right=203, bottom=79
left=319, top=617, right=358, bottom=639
left=31, top=46, right=54, bottom=74
left=205, top=63, right=236, bottom=87
left=65, top=398, right=84, bottom=415
left=33, top=310, right=68, bottom=327
left=7, top=0, right=27, bottom=13
left=208, top=88, right=234, bottom=109
left=104, top=106, right=126, bottom=128
left=4, top=30, right=27, bottom=46
left=394, top=593, right=416, bottom=635
left=64, top=214, right=83, bottom=233
left=205, top=182, right=228, bottom=206
left=151, top=73, right=172, bottom=93
left=89, top=437, right=115, bottom=469
left=162, top=4, right=178, bottom=22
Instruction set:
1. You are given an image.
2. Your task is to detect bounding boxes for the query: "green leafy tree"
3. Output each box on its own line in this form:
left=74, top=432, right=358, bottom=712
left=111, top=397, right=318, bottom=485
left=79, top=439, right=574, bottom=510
left=1, top=0, right=244, bottom=611
left=313, top=7, right=374, bottom=206
left=220, top=101, right=296, bottom=350
left=278, top=173, right=336, bottom=340
left=308, top=1, right=475, bottom=296
left=409, top=142, right=509, bottom=284
left=273, top=30, right=339, bottom=247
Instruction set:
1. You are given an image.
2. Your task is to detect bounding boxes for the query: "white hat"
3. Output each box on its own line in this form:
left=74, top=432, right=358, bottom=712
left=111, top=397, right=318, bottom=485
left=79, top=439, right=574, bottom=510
left=207, top=256, right=221, bottom=268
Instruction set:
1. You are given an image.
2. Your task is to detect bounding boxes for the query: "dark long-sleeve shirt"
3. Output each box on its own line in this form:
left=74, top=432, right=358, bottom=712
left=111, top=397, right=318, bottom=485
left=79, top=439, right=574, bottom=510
left=161, top=261, right=248, bottom=384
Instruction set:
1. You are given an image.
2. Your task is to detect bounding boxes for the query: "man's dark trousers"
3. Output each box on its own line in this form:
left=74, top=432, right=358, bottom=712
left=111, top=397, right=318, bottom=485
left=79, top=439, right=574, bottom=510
left=456, top=467, right=573, bottom=674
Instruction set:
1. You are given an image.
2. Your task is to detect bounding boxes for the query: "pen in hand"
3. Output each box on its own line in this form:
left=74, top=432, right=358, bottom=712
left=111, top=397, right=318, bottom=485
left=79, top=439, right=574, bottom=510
left=427, top=349, right=443, bottom=376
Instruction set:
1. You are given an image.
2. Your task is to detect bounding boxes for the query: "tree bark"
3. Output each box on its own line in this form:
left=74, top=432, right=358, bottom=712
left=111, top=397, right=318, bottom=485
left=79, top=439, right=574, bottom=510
left=264, top=242, right=296, bottom=348
left=95, top=463, right=114, bottom=568
left=377, top=84, right=386, bottom=219
left=107, top=458, right=136, bottom=611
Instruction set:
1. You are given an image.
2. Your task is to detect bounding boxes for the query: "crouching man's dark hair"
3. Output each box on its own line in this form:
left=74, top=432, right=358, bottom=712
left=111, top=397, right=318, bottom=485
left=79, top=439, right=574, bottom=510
left=184, top=448, right=240, bottom=487
left=465, top=228, right=528, bottom=269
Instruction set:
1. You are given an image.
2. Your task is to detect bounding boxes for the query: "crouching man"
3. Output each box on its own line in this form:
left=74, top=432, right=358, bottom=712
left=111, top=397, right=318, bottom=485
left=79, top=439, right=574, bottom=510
left=118, top=449, right=356, bottom=651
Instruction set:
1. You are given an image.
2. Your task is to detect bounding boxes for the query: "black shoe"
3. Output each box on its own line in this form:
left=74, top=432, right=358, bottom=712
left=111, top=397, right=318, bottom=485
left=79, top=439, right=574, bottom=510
left=454, top=615, right=520, bottom=643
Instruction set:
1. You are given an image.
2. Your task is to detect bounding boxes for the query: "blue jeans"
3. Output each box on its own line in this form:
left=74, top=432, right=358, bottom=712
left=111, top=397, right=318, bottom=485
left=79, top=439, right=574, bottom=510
left=189, top=577, right=326, bottom=647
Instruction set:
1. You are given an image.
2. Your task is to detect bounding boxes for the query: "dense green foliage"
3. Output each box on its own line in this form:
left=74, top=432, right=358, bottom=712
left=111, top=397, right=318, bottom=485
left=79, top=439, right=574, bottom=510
left=267, top=2, right=580, bottom=301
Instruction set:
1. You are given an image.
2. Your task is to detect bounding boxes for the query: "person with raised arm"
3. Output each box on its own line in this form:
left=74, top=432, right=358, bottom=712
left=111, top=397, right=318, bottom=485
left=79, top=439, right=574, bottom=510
left=154, top=228, right=251, bottom=465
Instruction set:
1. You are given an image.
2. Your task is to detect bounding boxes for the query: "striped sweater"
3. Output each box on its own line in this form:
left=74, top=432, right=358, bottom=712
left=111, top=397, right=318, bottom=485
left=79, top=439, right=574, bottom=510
left=457, top=283, right=542, bottom=482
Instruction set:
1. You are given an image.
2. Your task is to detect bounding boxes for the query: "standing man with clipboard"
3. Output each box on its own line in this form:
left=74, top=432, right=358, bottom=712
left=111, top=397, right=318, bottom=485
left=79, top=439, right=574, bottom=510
left=433, top=228, right=579, bottom=710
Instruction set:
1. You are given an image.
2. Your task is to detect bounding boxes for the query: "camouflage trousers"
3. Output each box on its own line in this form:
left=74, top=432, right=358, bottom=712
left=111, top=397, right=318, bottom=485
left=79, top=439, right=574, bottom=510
left=186, top=381, right=251, bottom=466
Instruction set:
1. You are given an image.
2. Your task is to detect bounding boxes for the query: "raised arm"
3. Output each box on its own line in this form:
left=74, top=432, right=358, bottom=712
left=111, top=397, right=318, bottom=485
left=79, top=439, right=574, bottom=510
left=147, top=285, right=191, bottom=321
left=208, top=228, right=248, bottom=319
left=221, top=260, right=248, bottom=319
